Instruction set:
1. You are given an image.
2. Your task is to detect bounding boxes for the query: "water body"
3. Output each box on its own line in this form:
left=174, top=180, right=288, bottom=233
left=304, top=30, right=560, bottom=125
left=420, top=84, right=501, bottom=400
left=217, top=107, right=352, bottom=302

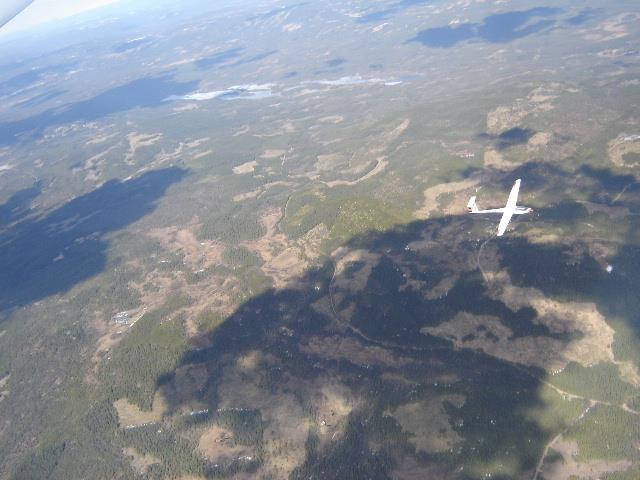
left=411, top=7, right=562, bottom=47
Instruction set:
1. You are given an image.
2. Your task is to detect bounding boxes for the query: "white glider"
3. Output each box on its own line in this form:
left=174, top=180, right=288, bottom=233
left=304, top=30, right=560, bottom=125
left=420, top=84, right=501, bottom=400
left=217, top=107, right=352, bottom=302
left=467, top=178, right=532, bottom=236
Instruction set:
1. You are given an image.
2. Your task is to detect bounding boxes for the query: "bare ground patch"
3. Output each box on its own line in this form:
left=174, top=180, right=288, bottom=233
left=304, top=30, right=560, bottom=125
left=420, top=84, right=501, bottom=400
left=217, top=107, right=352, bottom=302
left=123, top=447, right=161, bottom=475
left=540, top=438, right=631, bottom=480
left=216, top=355, right=310, bottom=478
left=0, top=374, right=10, bottom=402
left=115, top=391, right=168, bottom=427
left=161, top=364, right=210, bottom=413
left=310, top=378, right=357, bottom=449
left=422, top=312, right=574, bottom=371
left=311, top=119, right=408, bottom=187
left=527, top=131, right=552, bottom=150
left=608, top=133, right=640, bottom=167
left=191, top=149, right=213, bottom=161
left=422, top=273, right=628, bottom=376
left=86, top=132, right=118, bottom=145
left=243, top=210, right=328, bottom=288
left=414, top=179, right=479, bottom=219
left=324, top=156, right=389, bottom=188
left=124, top=132, right=163, bottom=165
left=88, top=308, right=146, bottom=381
left=331, top=247, right=381, bottom=293
left=578, top=201, right=631, bottom=221
left=300, top=335, right=413, bottom=369
left=197, top=425, right=253, bottom=463
left=233, top=181, right=297, bottom=203
left=484, top=149, right=516, bottom=170
left=318, top=115, right=344, bottom=124
left=315, top=153, right=347, bottom=172
left=486, top=105, right=528, bottom=134
left=583, top=13, right=640, bottom=42
left=73, top=144, right=119, bottom=182
left=390, top=454, right=453, bottom=480
left=233, top=189, right=261, bottom=202
left=497, top=283, right=617, bottom=370
left=147, top=222, right=225, bottom=271
left=283, top=23, right=302, bottom=32
left=232, top=160, right=259, bottom=174
left=486, top=85, right=561, bottom=134
left=130, top=269, right=238, bottom=338
left=386, top=395, right=465, bottom=454
left=260, top=149, right=287, bottom=159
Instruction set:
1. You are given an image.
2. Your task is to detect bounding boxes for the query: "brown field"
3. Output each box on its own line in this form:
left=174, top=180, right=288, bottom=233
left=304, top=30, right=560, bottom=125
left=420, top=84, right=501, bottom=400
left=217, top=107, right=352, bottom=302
left=114, top=390, right=168, bottom=427
left=539, top=439, right=632, bottom=480
left=300, top=335, right=413, bottom=369
left=232, top=160, right=258, bottom=174
left=147, top=222, right=225, bottom=270
left=386, top=395, right=465, bottom=454
left=608, top=133, right=640, bottom=167
left=216, top=353, right=311, bottom=479
left=421, top=269, right=633, bottom=378
left=414, top=179, right=479, bottom=219
left=197, top=425, right=252, bottom=463
left=123, top=447, right=160, bottom=475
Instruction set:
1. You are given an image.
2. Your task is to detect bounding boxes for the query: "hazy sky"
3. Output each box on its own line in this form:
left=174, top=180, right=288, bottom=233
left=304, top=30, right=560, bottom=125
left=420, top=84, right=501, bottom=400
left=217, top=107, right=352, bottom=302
left=0, top=0, right=123, bottom=35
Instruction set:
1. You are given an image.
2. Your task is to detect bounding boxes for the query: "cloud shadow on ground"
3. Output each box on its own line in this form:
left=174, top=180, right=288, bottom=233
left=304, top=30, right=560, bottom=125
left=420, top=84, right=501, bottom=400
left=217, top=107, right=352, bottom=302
left=0, top=167, right=187, bottom=313
left=479, top=127, right=537, bottom=150
left=0, top=74, right=198, bottom=146
left=94, top=162, right=640, bottom=478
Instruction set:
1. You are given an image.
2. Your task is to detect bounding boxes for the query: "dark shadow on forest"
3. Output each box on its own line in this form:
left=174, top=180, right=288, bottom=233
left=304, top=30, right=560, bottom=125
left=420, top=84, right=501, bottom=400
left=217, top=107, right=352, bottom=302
left=193, top=47, right=277, bottom=70
left=479, top=127, right=536, bottom=150
left=326, top=58, right=346, bottom=68
left=0, top=167, right=187, bottom=314
left=0, top=60, right=79, bottom=96
left=14, top=90, right=67, bottom=110
left=313, top=57, right=346, bottom=75
left=410, top=7, right=562, bottom=48
left=0, top=181, right=42, bottom=227
left=195, top=47, right=245, bottom=69
left=0, top=74, right=198, bottom=145
left=96, top=162, right=640, bottom=479
left=224, top=50, right=278, bottom=68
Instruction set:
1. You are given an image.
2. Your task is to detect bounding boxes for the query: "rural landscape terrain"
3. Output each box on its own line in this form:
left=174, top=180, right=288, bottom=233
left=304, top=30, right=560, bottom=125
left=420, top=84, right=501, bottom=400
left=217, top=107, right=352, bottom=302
left=0, top=0, right=640, bottom=479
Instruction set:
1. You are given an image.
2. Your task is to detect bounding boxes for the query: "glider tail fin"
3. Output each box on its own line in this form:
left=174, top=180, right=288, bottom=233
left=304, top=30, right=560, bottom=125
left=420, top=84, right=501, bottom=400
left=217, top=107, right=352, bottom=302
left=467, top=196, right=479, bottom=213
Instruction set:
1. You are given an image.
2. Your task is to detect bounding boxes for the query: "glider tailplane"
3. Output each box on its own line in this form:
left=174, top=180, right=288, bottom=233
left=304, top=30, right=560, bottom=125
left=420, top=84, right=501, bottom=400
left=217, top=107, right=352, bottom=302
left=467, top=196, right=479, bottom=213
